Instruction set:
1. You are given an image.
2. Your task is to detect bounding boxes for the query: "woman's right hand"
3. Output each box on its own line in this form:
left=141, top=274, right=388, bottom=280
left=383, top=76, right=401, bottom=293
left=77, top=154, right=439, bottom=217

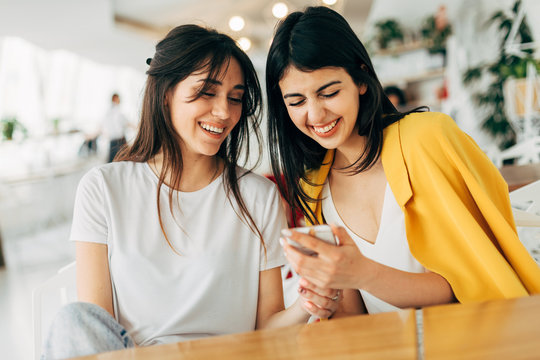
left=282, top=225, right=369, bottom=291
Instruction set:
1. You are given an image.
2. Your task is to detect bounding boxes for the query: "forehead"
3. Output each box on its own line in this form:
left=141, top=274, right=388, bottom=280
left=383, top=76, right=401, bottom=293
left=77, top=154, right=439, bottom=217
left=189, top=57, right=245, bottom=85
left=279, top=66, right=351, bottom=91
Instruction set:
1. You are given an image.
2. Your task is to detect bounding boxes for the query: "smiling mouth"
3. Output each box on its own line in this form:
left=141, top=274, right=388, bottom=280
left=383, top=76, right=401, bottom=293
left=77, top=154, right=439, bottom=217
left=199, top=122, right=225, bottom=135
left=312, top=119, right=339, bottom=134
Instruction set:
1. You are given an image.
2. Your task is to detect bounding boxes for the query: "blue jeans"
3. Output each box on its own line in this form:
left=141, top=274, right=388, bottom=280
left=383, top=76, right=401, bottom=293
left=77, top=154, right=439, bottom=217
left=42, top=302, right=134, bottom=360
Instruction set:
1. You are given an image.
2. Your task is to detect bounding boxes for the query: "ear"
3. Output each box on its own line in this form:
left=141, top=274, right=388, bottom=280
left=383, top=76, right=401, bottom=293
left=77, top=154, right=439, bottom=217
left=164, top=89, right=171, bottom=108
left=358, top=83, right=367, bottom=96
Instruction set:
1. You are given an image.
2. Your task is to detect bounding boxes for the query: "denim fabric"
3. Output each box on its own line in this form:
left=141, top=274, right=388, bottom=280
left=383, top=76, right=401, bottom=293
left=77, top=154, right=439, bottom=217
left=42, top=302, right=134, bottom=360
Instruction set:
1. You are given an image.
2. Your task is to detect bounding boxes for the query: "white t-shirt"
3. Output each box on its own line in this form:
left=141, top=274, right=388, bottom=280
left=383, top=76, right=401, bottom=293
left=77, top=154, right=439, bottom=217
left=70, top=161, right=287, bottom=346
left=322, top=181, right=425, bottom=314
left=102, top=105, right=128, bottom=140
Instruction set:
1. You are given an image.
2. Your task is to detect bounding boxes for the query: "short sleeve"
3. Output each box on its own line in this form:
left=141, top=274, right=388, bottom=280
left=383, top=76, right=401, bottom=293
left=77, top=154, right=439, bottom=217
left=259, top=185, right=288, bottom=271
left=69, top=167, right=109, bottom=244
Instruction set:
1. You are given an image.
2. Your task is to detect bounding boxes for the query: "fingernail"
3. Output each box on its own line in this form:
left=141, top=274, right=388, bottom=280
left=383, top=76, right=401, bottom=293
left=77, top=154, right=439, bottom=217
left=305, top=301, right=313, bottom=309
left=279, top=238, right=284, bottom=247
left=281, top=229, right=292, bottom=237
left=299, top=278, right=308, bottom=287
left=298, top=287, right=306, bottom=294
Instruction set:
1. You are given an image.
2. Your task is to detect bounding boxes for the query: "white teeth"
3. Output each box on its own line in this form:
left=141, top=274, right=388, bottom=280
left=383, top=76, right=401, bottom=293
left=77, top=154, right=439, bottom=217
left=200, top=123, right=224, bottom=134
left=313, top=119, right=338, bottom=134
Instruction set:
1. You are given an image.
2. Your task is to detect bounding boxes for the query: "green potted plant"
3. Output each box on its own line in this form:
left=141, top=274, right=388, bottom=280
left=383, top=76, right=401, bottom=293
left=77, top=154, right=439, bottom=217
left=463, top=0, right=538, bottom=150
left=1, top=117, right=27, bottom=141
left=374, top=19, right=404, bottom=50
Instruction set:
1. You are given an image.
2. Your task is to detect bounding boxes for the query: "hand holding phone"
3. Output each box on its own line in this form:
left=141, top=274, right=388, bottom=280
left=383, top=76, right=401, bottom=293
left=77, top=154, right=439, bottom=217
left=283, top=224, right=338, bottom=256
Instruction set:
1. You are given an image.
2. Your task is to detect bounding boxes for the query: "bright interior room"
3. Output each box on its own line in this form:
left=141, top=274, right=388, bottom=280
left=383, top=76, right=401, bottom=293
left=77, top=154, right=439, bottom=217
left=1, top=0, right=540, bottom=359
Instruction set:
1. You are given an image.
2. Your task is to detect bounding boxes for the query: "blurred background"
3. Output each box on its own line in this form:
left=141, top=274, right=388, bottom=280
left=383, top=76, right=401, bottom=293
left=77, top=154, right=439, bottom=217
left=1, top=0, right=539, bottom=358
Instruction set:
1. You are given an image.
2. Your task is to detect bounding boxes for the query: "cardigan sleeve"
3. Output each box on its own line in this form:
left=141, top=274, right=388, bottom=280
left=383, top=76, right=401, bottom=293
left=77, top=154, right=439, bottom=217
left=396, top=112, right=540, bottom=302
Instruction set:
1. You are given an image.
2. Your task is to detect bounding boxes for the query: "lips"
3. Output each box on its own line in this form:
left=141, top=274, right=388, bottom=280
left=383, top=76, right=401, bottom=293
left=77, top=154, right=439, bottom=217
left=199, top=121, right=225, bottom=135
left=311, top=118, right=340, bottom=137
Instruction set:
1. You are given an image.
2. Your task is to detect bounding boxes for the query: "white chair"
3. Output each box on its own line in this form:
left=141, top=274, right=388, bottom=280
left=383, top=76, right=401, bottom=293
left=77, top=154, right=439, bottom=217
left=510, top=180, right=540, bottom=265
left=32, top=261, right=77, bottom=360
left=510, top=180, right=540, bottom=226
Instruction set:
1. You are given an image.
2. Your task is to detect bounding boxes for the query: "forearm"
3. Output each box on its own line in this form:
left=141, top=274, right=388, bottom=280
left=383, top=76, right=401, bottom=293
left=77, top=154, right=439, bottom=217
left=256, top=298, right=310, bottom=330
left=359, top=258, right=455, bottom=309
left=331, top=289, right=366, bottom=319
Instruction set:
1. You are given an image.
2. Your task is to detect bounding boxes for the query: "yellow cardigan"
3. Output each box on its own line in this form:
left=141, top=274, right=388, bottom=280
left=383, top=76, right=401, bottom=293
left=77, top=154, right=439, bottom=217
left=301, top=112, right=540, bottom=303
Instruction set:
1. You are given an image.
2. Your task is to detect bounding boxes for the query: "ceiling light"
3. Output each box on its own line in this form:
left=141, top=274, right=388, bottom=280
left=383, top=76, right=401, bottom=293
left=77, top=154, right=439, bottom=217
left=229, top=16, right=245, bottom=32
left=237, top=37, right=252, bottom=51
left=322, top=0, right=337, bottom=5
left=272, top=3, right=288, bottom=19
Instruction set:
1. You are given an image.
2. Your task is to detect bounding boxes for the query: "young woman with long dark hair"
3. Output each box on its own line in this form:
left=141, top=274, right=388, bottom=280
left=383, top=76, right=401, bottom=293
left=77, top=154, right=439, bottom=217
left=42, top=24, right=337, bottom=359
left=266, top=6, right=540, bottom=316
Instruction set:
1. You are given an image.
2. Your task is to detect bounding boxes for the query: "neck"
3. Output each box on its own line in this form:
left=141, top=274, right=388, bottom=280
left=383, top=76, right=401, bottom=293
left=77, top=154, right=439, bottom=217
left=149, top=151, right=222, bottom=192
left=332, top=132, right=369, bottom=170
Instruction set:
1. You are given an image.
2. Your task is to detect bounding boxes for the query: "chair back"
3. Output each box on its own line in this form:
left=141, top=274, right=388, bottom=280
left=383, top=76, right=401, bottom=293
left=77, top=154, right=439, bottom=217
left=32, top=261, right=76, bottom=360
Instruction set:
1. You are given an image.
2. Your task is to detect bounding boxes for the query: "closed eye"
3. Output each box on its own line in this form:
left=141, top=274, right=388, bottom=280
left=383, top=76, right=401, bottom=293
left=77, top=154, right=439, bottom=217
left=201, top=92, right=215, bottom=98
left=321, top=90, right=339, bottom=98
left=287, top=99, right=305, bottom=107
left=228, top=97, right=242, bottom=104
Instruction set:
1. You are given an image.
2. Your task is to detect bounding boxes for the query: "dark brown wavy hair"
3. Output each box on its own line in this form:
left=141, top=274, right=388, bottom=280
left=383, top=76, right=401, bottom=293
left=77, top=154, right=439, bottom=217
left=116, top=24, right=264, bottom=252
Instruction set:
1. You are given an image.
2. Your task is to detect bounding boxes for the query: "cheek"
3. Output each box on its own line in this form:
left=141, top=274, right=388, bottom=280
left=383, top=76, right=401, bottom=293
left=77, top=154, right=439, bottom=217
left=287, top=108, right=306, bottom=130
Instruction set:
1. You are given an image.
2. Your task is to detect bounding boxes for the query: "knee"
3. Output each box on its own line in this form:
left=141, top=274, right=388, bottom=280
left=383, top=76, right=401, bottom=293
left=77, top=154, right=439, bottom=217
left=51, top=302, right=111, bottom=329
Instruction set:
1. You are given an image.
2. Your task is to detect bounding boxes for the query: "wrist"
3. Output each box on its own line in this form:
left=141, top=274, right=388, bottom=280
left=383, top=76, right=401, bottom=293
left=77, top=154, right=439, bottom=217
left=355, top=256, right=377, bottom=291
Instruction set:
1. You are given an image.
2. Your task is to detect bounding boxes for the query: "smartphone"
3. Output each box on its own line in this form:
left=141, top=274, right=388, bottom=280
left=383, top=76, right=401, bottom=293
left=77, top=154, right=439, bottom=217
left=284, top=224, right=338, bottom=256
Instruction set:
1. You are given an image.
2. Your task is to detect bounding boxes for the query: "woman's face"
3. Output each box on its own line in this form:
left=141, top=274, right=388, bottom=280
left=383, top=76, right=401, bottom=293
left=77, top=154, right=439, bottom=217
left=278, top=66, right=366, bottom=150
left=167, top=57, right=245, bottom=158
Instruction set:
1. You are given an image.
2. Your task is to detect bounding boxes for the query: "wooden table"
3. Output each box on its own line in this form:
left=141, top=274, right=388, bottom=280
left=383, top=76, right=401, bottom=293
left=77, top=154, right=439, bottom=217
left=76, top=295, right=540, bottom=360
left=77, top=310, right=418, bottom=360
left=500, top=162, right=540, bottom=191
left=423, top=295, right=540, bottom=360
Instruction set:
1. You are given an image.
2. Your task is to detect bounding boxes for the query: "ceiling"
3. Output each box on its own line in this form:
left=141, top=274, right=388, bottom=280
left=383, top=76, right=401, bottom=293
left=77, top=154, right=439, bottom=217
left=112, top=0, right=373, bottom=43
left=0, top=0, right=373, bottom=72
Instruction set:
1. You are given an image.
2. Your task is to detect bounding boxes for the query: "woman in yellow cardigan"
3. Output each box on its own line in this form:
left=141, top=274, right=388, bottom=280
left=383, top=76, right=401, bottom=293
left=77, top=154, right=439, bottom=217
left=266, top=6, right=540, bottom=316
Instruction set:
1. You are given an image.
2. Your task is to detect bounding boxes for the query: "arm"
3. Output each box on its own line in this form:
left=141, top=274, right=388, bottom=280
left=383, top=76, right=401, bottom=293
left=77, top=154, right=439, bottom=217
left=255, top=267, right=349, bottom=329
left=76, top=241, right=114, bottom=317
left=283, top=226, right=455, bottom=309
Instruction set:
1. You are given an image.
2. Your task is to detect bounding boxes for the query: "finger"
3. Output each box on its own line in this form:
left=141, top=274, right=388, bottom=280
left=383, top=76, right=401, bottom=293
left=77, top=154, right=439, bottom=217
left=280, top=238, right=319, bottom=276
left=301, top=300, right=334, bottom=319
left=298, top=286, right=339, bottom=312
left=298, top=277, right=338, bottom=299
left=329, top=224, right=355, bottom=246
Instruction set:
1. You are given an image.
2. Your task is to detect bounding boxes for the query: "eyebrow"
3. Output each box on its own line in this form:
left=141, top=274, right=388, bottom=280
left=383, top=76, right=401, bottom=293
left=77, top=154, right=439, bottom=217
left=283, top=80, right=342, bottom=99
left=198, top=79, right=245, bottom=90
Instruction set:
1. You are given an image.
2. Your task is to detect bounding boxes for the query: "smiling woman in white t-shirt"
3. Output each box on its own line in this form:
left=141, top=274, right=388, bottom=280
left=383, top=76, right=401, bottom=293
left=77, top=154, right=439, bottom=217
left=42, top=24, right=341, bottom=360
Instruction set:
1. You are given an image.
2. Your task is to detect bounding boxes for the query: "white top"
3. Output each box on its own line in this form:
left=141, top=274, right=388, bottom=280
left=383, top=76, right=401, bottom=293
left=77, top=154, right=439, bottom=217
left=70, top=161, right=287, bottom=345
left=321, top=181, right=425, bottom=314
left=101, top=105, right=128, bottom=140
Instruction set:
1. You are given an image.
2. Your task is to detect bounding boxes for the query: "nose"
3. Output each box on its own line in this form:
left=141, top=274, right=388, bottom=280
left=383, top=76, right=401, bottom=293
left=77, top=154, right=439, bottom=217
left=211, top=95, right=230, bottom=120
left=306, top=100, right=326, bottom=124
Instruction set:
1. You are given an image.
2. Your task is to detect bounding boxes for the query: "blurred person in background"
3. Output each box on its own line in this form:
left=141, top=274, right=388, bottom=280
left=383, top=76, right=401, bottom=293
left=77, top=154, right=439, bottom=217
left=101, top=93, right=129, bottom=162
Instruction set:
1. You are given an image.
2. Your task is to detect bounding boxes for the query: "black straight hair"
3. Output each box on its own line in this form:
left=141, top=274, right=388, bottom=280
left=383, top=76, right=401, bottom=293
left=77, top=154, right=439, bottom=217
left=266, top=6, right=425, bottom=224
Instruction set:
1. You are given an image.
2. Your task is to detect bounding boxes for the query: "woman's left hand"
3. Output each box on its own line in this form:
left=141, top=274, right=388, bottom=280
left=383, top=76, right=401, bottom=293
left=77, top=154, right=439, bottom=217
left=297, top=277, right=341, bottom=319
left=281, top=225, right=370, bottom=290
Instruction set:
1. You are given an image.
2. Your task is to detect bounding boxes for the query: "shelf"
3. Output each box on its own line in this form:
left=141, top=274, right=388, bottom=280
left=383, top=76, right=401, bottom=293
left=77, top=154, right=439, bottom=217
left=380, top=67, right=445, bottom=87
left=372, top=40, right=432, bottom=57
